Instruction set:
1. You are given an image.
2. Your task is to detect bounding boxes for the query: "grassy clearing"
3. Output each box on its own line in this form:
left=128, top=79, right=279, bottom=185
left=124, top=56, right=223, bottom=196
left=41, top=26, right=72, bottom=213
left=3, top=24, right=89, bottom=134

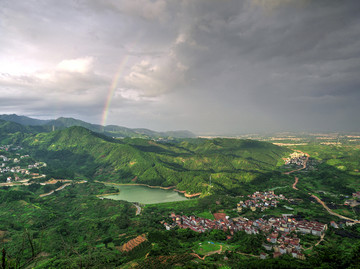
left=193, top=241, right=234, bottom=256
left=194, top=241, right=221, bottom=255
left=197, top=211, right=215, bottom=220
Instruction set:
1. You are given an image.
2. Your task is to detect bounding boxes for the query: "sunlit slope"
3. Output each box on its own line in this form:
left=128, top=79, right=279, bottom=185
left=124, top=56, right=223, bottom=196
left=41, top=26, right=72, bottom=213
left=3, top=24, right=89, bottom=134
left=23, top=126, right=291, bottom=194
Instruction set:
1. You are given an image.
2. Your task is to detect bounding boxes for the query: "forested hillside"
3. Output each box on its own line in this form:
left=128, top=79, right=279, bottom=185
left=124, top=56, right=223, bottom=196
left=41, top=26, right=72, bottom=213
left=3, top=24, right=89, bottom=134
left=0, top=183, right=136, bottom=268
left=0, top=120, right=47, bottom=144
left=0, top=121, right=290, bottom=194
left=3, top=125, right=291, bottom=195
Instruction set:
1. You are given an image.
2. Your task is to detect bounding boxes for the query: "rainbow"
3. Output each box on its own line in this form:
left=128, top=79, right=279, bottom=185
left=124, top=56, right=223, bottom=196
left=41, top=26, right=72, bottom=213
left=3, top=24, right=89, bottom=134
left=101, top=55, right=130, bottom=127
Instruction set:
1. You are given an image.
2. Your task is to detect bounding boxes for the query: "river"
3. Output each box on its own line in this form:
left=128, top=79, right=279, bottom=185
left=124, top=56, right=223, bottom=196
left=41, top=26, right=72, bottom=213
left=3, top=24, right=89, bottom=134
left=100, top=185, right=189, bottom=204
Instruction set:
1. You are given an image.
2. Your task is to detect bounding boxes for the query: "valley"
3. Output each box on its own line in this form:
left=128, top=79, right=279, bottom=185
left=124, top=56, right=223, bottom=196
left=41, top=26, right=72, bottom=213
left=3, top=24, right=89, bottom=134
left=0, top=118, right=359, bottom=268
left=2, top=1, right=360, bottom=267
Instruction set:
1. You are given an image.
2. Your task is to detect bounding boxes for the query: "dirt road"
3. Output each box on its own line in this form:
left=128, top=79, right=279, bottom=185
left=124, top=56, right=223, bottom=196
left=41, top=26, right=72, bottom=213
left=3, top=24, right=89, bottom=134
left=311, top=194, right=359, bottom=223
left=191, top=245, right=223, bottom=260
left=284, top=152, right=309, bottom=190
left=134, top=204, right=142, bottom=215
left=285, top=151, right=359, bottom=223
left=292, top=177, right=299, bottom=190
left=284, top=152, right=309, bottom=175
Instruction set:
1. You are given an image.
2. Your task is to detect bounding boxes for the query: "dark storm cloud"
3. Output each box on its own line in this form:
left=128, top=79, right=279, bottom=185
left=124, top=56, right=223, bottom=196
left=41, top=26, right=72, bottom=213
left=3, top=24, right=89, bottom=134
left=0, top=0, right=359, bottom=133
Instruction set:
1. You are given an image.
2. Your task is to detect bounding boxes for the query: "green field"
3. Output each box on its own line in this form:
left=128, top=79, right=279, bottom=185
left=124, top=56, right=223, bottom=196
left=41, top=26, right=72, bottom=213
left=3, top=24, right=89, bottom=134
left=194, top=241, right=222, bottom=255
left=196, top=211, right=215, bottom=220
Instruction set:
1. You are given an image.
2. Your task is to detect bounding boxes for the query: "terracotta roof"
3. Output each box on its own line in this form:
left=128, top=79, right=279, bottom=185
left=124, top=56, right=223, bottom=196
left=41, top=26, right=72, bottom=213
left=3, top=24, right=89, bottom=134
left=213, top=213, right=227, bottom=220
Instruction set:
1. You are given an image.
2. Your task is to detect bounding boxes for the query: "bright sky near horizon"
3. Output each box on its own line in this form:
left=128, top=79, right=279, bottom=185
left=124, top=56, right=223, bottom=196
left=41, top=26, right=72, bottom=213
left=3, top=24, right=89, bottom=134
left=0, top=0, right=359, bottom=134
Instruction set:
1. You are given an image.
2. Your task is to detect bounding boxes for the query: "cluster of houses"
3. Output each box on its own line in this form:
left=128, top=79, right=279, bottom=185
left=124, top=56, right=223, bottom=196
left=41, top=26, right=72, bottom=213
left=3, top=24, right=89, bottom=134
left=237, top=190, right=286, bottom=212
left=284, top=152, right=307, bottom=166
left=353, top=192, right=360, bottom=199
left=0, top=148, right=47, bottom=183
left=2, top=166, right=31, bottom=182
left=0, top=145, right=22, bottom=151
left=164, top=213, right=327, bottom=260
left=262, top=232, right=303, bottom=259
left=344, top=191, right=360, bottom=207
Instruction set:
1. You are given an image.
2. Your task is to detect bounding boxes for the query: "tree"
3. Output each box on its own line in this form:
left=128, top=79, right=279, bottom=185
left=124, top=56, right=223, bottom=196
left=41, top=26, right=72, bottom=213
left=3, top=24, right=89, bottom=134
left=115, top=215, right=130, bottom=229
left=209, top=229, right=227, bottom=241
left=103, top=237, right=113, bottom=248
left=28, top=183, right=41, bottom=193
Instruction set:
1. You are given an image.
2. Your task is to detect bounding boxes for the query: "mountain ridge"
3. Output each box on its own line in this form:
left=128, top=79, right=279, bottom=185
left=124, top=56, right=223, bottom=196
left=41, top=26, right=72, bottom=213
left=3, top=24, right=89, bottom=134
left=0, top=114, right=196, bottom=139
left=16, top=125, right=291, bottom=194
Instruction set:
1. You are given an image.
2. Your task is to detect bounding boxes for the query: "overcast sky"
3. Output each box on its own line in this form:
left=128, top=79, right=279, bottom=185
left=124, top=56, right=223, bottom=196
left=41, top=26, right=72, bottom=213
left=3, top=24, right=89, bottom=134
left=0, top=0, right=359, bottom=134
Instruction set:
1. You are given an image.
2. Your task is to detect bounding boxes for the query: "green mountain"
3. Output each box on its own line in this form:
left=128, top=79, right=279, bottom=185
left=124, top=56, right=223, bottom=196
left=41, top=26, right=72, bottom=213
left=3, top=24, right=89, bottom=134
left=0, top=114, right=197, bottom=139
left=0, top=114, right=50, bottom=125
left=0, top=119, right=47, bottom=144
left=21, top=126, right=290, bottom=194
left=46, top=117, right=197, bottom=139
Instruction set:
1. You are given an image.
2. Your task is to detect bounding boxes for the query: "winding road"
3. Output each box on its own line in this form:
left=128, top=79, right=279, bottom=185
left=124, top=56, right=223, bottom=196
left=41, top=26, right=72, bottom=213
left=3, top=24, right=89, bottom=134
left=284, top=151, right=309, bottom=190
left=134, top=204, right=142, bottom=215
left=39, top=182, right=73, bottom=197
left=292, top=177, right=299, bottom=191
left=310, top=194, right=359, bottom=223
left=285, top=151, right=359, bottom=223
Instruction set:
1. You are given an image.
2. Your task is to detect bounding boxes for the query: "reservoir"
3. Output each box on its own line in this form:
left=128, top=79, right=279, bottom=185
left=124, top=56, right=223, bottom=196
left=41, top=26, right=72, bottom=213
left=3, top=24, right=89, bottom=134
left=101, top=185, right=189, bottom=204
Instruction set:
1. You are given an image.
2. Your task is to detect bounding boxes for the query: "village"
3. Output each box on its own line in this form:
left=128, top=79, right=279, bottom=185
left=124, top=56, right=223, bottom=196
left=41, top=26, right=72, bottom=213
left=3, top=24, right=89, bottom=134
left=236, top=190, right=287, bottom=212
left=164, top=191, right=329, bottom=260
left=283, top=152, right=307, bottom=167
left=0, top=144, right=47, bottom=183
left=344, top=191, right=360, bottom=208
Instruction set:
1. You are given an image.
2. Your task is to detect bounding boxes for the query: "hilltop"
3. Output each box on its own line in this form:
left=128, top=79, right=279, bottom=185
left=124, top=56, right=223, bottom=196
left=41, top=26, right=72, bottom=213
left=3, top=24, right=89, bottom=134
left=0, top=114, right=50, bottom=126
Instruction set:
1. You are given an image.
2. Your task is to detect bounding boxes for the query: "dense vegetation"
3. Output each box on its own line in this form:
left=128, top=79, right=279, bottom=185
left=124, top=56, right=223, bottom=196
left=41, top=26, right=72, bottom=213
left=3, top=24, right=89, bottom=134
left=1, top=119, right=360, bottom=268
left=0, top=183, right=139, bottom=268
left=1, top=183, right=360, bottom=268
left=0, top=124, right=288, bottom=195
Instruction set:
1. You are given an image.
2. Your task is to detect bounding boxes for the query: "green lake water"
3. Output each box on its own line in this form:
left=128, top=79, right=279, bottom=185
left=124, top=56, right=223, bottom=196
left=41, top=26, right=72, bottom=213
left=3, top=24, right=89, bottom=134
left=101, top=185, right=189, bottom=204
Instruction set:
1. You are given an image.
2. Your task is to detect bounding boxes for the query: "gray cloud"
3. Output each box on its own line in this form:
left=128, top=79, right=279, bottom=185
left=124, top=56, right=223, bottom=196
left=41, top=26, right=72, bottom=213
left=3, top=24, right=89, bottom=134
left=0, top=0, right=359, bottom=134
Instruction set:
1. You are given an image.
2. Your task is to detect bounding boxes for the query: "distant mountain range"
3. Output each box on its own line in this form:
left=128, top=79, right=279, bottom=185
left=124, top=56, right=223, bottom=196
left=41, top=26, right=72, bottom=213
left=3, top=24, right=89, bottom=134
left=0, top=114, right=196, bottom=139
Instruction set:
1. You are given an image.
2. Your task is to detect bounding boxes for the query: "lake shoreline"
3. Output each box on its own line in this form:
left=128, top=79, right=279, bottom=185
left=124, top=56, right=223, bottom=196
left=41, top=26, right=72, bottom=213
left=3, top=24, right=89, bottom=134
left=96, top=181, right=202, bottom=198
left=96, top=192, right=120, bottom=197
